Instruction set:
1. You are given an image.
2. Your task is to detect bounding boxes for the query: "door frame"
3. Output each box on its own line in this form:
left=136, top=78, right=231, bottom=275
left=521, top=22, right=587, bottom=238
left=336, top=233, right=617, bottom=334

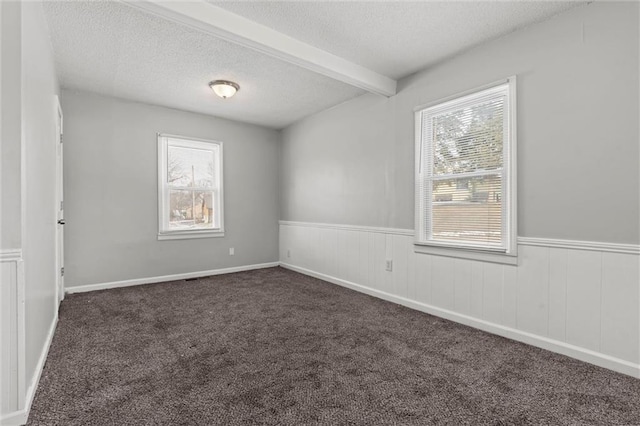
left=54, top=95, right=64, bottom=303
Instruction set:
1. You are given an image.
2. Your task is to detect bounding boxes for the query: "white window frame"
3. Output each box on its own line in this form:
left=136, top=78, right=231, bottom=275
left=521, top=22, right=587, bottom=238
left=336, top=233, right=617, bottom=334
left=157, top=133, right=224, bottom=240
left=414, top=77, right=517, bottom=265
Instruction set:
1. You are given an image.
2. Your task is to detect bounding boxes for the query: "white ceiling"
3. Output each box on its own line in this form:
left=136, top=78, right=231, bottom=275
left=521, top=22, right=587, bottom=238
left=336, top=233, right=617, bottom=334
left=43, top=1, right=584, bottom=129
left=42, top=1, right=365, bottom=129
left=212, top=1, right=583, bottom=80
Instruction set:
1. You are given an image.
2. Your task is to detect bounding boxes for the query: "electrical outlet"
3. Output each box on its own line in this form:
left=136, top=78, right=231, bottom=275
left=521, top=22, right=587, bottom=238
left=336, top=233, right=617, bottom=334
left=287, top=249, right=291, bottom=258
left=385, top=259, right=393, bottom=272
left=229, top=247, right=235, bottom=256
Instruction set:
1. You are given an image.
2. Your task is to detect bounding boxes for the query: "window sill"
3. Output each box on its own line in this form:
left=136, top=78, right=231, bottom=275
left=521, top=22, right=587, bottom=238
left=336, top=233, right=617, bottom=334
left=414, top=243, right=518, bottom=265
left=158, top=230, right=225, bottom=241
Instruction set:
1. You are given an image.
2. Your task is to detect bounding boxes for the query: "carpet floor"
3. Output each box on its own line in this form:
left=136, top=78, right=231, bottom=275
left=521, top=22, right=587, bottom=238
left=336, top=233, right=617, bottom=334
left=28, top=267, right=640, bottom=425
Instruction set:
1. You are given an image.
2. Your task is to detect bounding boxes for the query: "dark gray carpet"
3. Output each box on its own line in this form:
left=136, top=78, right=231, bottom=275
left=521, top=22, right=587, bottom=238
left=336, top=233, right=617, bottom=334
left=28, top=267, right=640, bottom=425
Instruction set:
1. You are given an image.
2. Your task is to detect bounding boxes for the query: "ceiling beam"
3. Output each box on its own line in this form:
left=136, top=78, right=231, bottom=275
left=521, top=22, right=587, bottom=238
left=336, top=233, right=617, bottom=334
left=123, top=1, right=397, bottom=97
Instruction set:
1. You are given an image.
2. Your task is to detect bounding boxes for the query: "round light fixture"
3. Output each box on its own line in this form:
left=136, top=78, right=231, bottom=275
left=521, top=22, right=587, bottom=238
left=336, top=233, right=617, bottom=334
left=209, top=80, right=239, bottom=99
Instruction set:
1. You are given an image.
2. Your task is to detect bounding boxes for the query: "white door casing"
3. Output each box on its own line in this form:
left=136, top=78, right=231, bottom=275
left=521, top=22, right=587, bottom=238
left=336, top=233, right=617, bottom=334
left=55, top=96, right=64, bottom=303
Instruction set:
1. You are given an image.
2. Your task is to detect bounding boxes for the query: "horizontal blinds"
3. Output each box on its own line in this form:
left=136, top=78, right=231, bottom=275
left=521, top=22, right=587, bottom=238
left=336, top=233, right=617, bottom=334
left=167, top=144, right=217, bottom=189
left=418, top=83, right=509, bottom=249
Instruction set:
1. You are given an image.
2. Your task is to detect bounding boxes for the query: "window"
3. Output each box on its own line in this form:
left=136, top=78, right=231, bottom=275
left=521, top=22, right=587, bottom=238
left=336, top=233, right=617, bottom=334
left=415, top=78, right=516, bottom=262
left=158, top=134, right=224, bottom=240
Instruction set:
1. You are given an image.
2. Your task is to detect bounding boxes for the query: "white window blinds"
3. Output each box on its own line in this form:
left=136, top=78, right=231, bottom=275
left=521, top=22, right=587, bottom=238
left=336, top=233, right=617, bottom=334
left=415, top=80, right=515, bottom=254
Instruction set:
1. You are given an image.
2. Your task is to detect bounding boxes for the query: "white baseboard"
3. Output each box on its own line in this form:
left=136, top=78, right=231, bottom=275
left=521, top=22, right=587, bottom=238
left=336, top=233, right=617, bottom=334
left=65, top=262, right=280, bottom=294
left=0, top=410, right=26, bottom=426
left=0, top=312, right=58, bottom=426
left=280, top=262, right=640, bottom=379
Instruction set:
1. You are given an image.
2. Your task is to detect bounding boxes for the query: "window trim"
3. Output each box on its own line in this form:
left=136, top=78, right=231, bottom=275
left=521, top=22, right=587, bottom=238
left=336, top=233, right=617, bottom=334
left=157, top=133, right=225, bottom=241
left=414, top=77, right=517, bottom=264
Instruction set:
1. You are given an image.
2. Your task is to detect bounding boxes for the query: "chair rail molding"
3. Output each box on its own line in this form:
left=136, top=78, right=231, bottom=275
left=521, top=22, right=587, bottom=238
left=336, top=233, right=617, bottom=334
left=517, top=237, right=639, bottom=255
left=279, top=221, right=640, bottom=254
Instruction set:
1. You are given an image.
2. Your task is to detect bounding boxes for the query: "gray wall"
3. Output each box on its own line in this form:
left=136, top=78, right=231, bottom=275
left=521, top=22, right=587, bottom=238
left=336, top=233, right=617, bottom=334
left=1, top=1, right=22, bottom=250
left=281, top=2, right=640, bottom=244
left=2, top=0, right=61, bottom=394
left=62, top=90, right=281, bottom=287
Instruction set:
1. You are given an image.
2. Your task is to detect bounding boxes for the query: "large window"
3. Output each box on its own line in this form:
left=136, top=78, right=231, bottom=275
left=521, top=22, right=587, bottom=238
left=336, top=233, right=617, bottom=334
left=415, top=78, right=516, bottom=261
left=158, top=134, right=223, bottom=240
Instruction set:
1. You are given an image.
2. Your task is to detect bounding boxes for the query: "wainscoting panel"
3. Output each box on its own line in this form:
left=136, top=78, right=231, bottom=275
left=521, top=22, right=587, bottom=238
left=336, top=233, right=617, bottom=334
left=548, top=248, right=568, bottom=342
left=601, top=252, right=640, bottom=363
left=566, top=250, right=602, bottom=353
left=0, top=250, right=25, bottom=422
left=279, top=221, right=640, bottom=377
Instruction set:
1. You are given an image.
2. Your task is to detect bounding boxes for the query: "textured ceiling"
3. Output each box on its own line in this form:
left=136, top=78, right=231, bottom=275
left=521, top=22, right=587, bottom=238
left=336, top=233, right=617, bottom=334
left=42, top=1, right=365, bottom=129
left=212, top=1, right=584, bottom=79
left=43, top=1, right=584, bottom=129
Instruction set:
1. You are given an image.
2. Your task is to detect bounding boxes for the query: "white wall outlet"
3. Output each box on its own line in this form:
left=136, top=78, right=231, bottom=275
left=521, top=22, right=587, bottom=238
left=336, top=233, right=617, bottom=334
left=385, top=259, right=393, bottom=272
left=287, top=249, right=291, bottom=258
left=229, top=247, right=235, bottom=256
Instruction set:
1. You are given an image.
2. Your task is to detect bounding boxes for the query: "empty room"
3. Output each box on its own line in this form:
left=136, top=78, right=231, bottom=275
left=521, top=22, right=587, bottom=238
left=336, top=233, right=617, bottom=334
left=1, top=0, right=639, bottom=424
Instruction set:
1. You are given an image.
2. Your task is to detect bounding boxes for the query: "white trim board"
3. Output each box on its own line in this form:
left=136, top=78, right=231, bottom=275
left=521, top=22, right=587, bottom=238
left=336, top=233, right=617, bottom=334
left=280, top=262, right=640, bottom=379
left=517, top=237, right=639, bottom=255
left=0, top=312, right=58, bottom=426
left=279, top=221, right=640, bottom=255
left=66, top=262, right=280, bottom=294
left=0, top=410, right=26, bottom=426
left=0, top=249, right=23, bottom=262
left=279, top=221, right=414, bottom=236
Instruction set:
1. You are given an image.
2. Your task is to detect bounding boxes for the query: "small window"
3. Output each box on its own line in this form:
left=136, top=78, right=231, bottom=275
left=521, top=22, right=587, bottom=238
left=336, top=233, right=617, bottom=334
left=456, top=179, right=470, bottom=190
left=158, top=134, right=224, bottom=240
left=415, top=78, right=516, bottom=260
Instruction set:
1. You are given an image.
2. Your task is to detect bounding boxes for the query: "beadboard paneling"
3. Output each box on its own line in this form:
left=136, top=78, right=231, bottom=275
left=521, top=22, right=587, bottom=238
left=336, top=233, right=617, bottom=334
left=566, top=250, right=602, bottom=352
left=0, top=251, right=24, bottom=420
left=601, top=253, right=640, bottom=363
left=548, top=248, right=568, bottom=341
left=279, top=222, right=640, bottom=377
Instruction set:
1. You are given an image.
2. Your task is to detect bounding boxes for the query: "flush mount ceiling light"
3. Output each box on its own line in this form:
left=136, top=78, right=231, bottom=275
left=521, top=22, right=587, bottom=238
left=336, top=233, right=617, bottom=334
left=209, top=80, right=239, bottom=99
